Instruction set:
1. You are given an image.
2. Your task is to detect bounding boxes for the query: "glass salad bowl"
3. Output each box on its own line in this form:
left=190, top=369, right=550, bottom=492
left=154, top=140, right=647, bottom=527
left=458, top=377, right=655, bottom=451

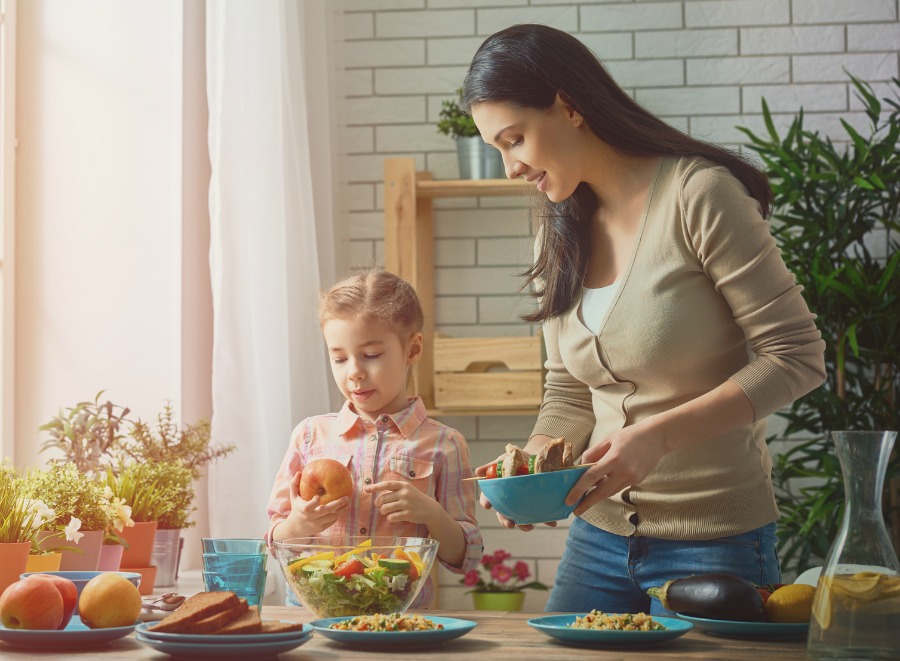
left=273, top=536, right=438, bottom=618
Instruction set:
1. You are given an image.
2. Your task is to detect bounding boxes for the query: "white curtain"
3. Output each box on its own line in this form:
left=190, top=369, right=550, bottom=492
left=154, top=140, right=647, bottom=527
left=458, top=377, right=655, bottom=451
left=205, top=0, right=345, bottom=539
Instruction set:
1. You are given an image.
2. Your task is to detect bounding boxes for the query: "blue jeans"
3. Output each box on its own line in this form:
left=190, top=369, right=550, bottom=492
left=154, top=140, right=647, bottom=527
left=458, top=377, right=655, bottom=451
left=545, top=517, right=781, bottom=614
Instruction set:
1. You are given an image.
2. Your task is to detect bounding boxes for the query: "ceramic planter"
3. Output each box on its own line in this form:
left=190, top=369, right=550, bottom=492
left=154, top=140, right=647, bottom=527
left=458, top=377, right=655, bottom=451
left=131, top=565, right=158, bottom=595
left=119, top=521, right=158, bottom=568
left=36, top=529, right=104, bottom=571
left=24, top=551, right=62, bottom=573
left=472, top=591, right=526, bottom=611
left=0, top=542, right=31, bottom=593
left=97, top=543, right=124, bottom=571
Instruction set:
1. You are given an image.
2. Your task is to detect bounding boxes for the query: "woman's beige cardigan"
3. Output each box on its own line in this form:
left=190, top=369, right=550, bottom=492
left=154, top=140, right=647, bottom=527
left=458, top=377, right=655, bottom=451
left=531, top=156, right=827, bottom=539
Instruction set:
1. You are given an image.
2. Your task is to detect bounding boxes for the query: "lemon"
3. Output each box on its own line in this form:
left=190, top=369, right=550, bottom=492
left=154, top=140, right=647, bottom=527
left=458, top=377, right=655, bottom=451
left=765, top=584, right=816, bottom=623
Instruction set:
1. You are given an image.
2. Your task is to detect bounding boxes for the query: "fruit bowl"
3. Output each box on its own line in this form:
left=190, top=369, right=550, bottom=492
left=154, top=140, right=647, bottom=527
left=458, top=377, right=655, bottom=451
left=273, top=536, right=438, bottom=618
left=477, top=465, right=590, bottom=525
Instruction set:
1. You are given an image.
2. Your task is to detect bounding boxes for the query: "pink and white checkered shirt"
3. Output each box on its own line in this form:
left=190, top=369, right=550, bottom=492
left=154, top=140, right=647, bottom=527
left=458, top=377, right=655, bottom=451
left=265, top=396, right=483, bottom=607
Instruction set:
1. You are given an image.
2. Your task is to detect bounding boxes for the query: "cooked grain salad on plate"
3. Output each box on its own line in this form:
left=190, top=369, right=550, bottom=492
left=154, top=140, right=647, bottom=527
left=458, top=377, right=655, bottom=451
left=329, top=613, right=444, bottom=631
left=568, top=610, right=665, bottom=631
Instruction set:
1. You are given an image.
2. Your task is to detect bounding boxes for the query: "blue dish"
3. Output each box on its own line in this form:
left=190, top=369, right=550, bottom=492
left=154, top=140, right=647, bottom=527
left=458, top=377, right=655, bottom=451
left=136, top=621, right=309, bottom=644
left=528, top=614, right=692, bottom=647
left=477, top=466, right=590, bottom=524
left=134, top=631, right=312, bottom=659
left=675, top=613, right=809, bottom=639
left=309, top=615, right=477, bottom=649
left=0, top=615, right=137, bottom=649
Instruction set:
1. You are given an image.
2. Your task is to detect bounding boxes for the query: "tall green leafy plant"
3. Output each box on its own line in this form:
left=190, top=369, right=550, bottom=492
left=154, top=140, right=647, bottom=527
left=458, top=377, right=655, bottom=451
left=738, top=75, right=900, bottom=574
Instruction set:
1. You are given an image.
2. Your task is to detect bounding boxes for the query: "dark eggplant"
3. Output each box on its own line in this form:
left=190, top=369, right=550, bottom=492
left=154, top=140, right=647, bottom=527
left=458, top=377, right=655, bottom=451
left=646, top=573, right=766, bottom=622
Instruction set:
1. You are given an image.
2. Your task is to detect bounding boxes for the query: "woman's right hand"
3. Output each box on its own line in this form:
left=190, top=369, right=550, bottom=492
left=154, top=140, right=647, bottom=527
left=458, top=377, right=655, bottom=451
left=284, top=470, right=349, bottom=537
left=475, top=457, right=557, bottom=532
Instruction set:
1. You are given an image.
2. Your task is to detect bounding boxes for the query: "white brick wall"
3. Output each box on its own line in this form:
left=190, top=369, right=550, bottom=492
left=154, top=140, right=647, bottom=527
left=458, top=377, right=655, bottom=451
left=337, top=0, right=900, bottom=611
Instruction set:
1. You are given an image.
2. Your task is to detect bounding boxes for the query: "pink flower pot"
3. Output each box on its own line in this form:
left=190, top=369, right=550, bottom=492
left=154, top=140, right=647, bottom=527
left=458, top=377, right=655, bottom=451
left=97, top=543, right=124, bottom=571
left=37, top=529, right=104, bottom=571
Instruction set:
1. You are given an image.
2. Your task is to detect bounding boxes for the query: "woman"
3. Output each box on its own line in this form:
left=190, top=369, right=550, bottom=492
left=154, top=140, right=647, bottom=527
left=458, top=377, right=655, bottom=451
left=463, top=24, right=826, bottom=614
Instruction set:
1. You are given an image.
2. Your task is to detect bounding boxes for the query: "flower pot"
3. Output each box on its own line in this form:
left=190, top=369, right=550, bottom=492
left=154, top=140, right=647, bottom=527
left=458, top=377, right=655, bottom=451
left=472, top=591, right=526, bottom=611
left=455, top=135, right=503, bottom=180
left=0, top=542, right=31, bottom=594
left=37, top=530, right=104, bottom=571
left=97, top=543, right=124, bottom=571
left=152, top=528, right=182, bottom=587
left=119, top=521, right=158, bottom=568
left=25, top=552, right=62, bottom=573
left=130, top=565, right=158, bottom=595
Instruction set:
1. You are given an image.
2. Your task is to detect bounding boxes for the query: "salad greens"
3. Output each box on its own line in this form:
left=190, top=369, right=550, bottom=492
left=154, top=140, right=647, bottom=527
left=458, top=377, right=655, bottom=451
left=286, top=545, right=425, bottom=618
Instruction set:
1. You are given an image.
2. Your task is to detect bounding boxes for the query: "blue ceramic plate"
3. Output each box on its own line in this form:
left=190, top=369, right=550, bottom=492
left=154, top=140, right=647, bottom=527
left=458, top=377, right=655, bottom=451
left=135, top=621, right=309, bottom=644
left=527, top=614, right=692, bottom=647
left=0, top=616, right=137, bottom=649
left=134, top=631, right=312, bottom=659
left=309, top=615, right=477, bottom=649
left=675, top=614, right=808, bottom=639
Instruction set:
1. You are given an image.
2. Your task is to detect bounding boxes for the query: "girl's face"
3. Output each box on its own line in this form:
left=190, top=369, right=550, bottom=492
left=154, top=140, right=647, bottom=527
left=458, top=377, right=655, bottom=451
left=323, top=316, right=422, bottom=423
left=472, top=95, right=585, bottom=203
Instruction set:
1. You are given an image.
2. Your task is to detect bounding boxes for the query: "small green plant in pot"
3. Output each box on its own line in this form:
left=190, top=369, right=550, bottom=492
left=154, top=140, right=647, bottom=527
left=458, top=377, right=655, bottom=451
left=437, top=87, right=502, bottom=179
left=738, top=74, right=900, bottom=573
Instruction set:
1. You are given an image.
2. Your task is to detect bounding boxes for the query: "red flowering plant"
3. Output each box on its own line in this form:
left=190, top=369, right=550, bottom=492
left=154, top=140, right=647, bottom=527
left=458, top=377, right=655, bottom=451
left=460, top=549, right=548, bottom=593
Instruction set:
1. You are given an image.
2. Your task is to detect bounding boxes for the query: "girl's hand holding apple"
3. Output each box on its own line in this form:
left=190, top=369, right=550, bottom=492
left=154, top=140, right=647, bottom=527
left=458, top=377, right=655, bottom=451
left=284, top=470, right=349, bottom=537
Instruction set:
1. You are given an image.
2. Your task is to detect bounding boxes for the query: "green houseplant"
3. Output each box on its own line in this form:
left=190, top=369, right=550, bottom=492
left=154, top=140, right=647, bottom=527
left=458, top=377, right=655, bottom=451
left=738, top=74, right=900, bottom=574
left=39, top=390, right=132, bottom=475
left=437, top=87, right=502, bottom=179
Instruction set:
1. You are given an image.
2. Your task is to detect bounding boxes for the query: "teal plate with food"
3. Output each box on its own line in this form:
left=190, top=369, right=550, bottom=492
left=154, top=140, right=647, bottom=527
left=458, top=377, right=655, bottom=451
left=0, top=616, right=137, bottom=649
left=309, top=614, right=477, bottom=648
left=134, top=630, right=312, bottom=659
left=527, top=614, right=692, bottom=647
left=675, top=613, right=808, bottom=639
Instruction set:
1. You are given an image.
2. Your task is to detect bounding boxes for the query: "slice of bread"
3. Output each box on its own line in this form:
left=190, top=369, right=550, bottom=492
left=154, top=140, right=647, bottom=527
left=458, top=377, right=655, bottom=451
left=183, top=599, right=249, bottom=634
left=260, top=620, right=305, bottom=634
left=147, top=591, right=241, bottom=634
left=214, top=609, right=262, bottom=635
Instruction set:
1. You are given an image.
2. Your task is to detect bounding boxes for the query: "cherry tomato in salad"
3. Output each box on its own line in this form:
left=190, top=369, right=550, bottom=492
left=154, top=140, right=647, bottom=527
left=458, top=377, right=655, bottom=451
left=486, top=463, right=497, bottom=479
left=333, top=558, right=365, bottom=579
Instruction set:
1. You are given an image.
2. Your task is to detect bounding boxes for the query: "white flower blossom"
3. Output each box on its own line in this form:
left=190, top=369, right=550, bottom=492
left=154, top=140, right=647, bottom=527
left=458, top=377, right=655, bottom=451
left=64, top=517, right=84, bottom=543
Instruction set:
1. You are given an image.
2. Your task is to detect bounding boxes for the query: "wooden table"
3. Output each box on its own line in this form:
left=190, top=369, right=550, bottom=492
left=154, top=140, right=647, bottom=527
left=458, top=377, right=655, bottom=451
left=0, top=607, right=810, bottom=660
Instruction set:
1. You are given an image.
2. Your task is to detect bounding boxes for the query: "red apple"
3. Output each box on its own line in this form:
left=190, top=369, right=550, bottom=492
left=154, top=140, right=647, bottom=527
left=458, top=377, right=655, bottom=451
left=28, top=574, right=78, bottom=629
left=299, top=458, right=353, bottom=505
left=0, top=577, right=64, bottom=630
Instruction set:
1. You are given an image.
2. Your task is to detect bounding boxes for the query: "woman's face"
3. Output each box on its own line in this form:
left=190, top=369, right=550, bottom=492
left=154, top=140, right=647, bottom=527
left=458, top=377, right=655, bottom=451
left=472, top=96, right=584, bottom=203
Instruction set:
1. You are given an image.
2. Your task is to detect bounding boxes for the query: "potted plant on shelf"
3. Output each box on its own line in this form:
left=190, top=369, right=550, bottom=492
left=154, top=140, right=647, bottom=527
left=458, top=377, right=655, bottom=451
left=104, top=464, right=172, bottom=573
left=114, top=402, right=234, bottom=587
left=738, top=74, right=900, bottom=573
left=437, top=87, right=503, bottom=180
left=460, top=548, right=548, bottom=611
left=21, top=462, right=113, bottom=571
left=96, top=485, right=134, bottom=571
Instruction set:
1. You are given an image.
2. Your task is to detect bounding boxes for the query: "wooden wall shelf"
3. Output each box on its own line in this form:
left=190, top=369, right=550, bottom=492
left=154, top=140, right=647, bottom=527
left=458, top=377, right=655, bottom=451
left=383, top=157, right=539, bottom=416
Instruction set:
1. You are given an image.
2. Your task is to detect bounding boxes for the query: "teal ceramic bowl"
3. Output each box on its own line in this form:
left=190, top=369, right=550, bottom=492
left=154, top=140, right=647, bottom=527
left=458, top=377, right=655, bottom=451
left=477, top=466, right=590, bottom=525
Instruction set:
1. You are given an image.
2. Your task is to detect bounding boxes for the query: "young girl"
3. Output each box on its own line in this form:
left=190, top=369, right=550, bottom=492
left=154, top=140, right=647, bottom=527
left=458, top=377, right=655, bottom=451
left=265, top=269, right=483, bottom=607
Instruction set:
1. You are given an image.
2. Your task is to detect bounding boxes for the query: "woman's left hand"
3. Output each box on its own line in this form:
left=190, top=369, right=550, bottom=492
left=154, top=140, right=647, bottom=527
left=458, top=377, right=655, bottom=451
left=566, top=425, right=668, bottom=516
left=367, top=480, right=437, bottom=525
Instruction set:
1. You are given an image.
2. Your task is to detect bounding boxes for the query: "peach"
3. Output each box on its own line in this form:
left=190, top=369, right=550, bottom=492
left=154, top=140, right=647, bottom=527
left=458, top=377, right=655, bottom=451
left=0, top=577, right=64, bottom=630
left=28, top=574, right=78, bottom=629
left=78, top=573, right=142, bottom=629
left=299, top=458, right=353, bottom=505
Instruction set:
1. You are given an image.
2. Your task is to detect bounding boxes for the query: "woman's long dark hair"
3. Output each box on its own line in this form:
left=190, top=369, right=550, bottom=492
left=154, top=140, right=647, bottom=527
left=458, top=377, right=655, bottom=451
left=461, top=24, right=772, bottom=322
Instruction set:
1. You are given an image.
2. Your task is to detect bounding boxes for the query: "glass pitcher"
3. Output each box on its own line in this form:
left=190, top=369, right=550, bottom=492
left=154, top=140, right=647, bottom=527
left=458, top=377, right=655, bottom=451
left=807, top=430, right=900, bottom=660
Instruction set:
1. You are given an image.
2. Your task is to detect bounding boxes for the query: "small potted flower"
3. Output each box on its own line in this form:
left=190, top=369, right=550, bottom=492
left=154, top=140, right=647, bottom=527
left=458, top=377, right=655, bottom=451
left=96, top=485, right=134, bottom=571
left=460, top=548, right=548, bottom=611
left=21, top=462, right=113, bottom=571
